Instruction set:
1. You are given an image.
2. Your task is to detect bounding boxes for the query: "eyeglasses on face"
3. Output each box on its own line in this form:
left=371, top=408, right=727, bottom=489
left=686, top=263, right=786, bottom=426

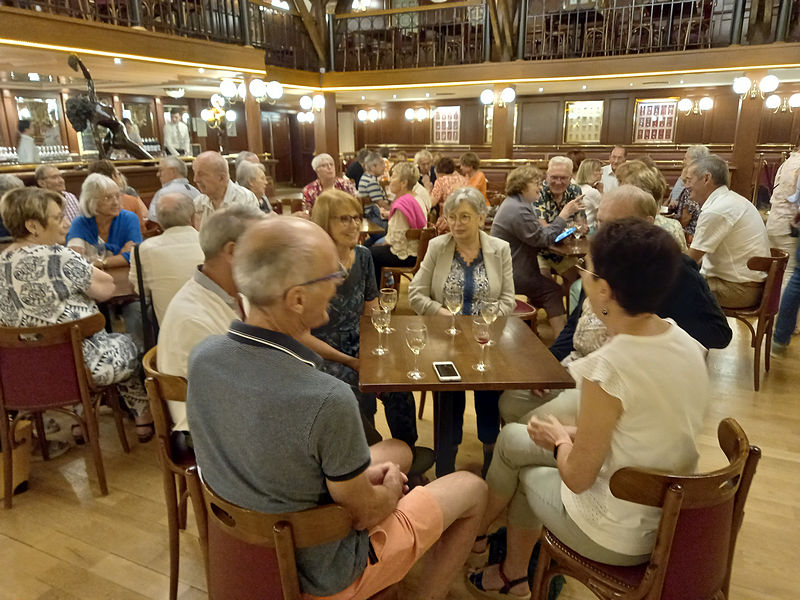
left=335, top=215, right=361, bottom=226
left=446, top=213, right=475, bottom=225
left=47, top=212, right=66, bottom=223
left=575, top=257, right=599, bottom=279
left=283, top=262, right=349, bottom=297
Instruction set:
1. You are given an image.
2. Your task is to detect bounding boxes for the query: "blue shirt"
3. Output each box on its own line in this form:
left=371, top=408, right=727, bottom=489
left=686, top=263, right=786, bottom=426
left=67, top=209, right=142, bottom=263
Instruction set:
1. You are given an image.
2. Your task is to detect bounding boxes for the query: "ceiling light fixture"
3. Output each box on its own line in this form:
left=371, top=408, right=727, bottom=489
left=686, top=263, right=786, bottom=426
left=165, top=88, right=185, bottom=99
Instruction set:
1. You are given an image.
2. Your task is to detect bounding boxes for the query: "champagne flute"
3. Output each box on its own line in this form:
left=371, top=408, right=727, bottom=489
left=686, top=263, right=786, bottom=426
left=443, top=283, right=463, bottom=336
left=380, top=288, right=398, bottom=333
left=370, top=306, right=391, bottom=356
left=480, top=298, right=500, bottom=346
left=472, top=317, right=491, bottom=372
left=405, top=324, right=427, bottom=380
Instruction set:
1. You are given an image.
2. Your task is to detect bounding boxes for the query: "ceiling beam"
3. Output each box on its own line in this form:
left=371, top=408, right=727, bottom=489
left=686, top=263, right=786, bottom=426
left=290, top=0, right=327, bottom=67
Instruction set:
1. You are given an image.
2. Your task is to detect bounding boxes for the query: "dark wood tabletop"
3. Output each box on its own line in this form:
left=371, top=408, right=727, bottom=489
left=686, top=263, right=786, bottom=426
left=548, top=236, right=589, bottom=257
left=361, top=218, right=385, bottom=235
left=359, top=315, right=575, bottom=393
left=106, top=265, right=136, bottom=300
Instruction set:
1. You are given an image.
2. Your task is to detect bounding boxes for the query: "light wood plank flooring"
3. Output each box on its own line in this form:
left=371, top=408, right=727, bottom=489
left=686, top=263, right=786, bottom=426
left=1, top=299, right=798, bottom=599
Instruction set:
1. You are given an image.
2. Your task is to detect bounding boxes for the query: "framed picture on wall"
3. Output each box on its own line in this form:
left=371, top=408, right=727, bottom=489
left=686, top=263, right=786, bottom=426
left=633, top=99, right=677, bottom=143
left=432, top=106, right=460, bottom=144
left=563, top=100, right=603, bottom=144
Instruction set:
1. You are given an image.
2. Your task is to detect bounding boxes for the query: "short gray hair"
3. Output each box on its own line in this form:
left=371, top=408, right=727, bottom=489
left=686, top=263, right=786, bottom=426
left=690, top=154, right=729, bottom=187
left=311, top=153, right=334, bottom=171
left=198, top=205, right=264, bottom=260
left=364, top=151, right=383, bottom=169
left=79, top=173, right=119, bottom=217
left=156, top=192, right=195, bottom=229
left=443, top=187, right=487, bottom=218
left=414, top=149, right=433, bottom=164
left=34, top=164, right=55, bottom=182
left=0, top=174, right=24, bottom=197
left=685, top=145, right=710, bottom=163
left=160, top=155, right=187, bottom=178
left=236, top=160, right=265, bottom=189
left=235, top=151, right=259, bottom=168
left=548, top=156, right=573, bottom=172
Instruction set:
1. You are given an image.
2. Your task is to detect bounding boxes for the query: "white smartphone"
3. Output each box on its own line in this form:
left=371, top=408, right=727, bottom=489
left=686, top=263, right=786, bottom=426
left=433, top=361, right=461, bottom=382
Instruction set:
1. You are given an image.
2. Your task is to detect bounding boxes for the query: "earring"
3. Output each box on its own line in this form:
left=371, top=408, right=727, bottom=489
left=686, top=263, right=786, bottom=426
left=601, top=307, right=608, bottom=315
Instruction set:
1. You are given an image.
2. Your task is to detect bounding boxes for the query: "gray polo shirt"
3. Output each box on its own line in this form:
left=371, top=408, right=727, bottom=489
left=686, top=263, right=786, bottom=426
left=187, top=320, right=372, bottom=596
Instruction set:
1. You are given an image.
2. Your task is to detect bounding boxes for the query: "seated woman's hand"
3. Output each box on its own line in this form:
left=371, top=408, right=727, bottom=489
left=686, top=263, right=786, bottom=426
left=527, top=414, right=571, bottom=450
left=121, top=240, right=136, bottom=254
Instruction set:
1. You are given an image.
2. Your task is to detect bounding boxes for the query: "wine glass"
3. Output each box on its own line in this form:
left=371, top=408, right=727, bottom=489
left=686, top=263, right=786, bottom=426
left=480, top=298, right=500, bottom=346
left=573, top=212, right=588, bottom=243
left=83, top=244, right=98, bottom=264
left=380, top=288, right=398, bottom=333
left=405, top=324, right=427, bottom=380
left=94, top=241, right=106, bottom=261
left=443, top=283, right=463, bottom=336
left=370, top=306, right=391, bottom=356
left=472, top=318, right=491, bottom=372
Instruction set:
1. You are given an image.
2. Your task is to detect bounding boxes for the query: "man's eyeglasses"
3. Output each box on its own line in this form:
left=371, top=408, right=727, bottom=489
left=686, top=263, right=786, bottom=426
left=336, top=215, right=361, bottom=226
left=575, top=257, right=599, bottom=279
left=284, top=262, right=349, bottom=297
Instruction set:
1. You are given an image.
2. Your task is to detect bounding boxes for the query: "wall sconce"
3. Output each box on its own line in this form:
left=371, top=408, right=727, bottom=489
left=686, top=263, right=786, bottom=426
left=219, top=78, right=246, bottom=103
left=248, top=79, right=284, bottom=104
left=733, top=75, right=780, bottom=99
left=678, top=97, right=713, bottom=115
left=404, top=107, right=429, bottom=122
left=201, top=105, right=237, bottom=130
left=479, top=87, right=516, bottom=107
left=301, top=94, right=325, bottom=112
left=297, top=111, right=315, bottom=123
left=765, top=93, right=800, bottom=112
left=358, top=109, right=384, bottom=122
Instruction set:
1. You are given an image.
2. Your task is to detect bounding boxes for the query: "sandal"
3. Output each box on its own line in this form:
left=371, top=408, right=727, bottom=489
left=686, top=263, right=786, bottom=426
left=466, top=563, right=531, bottom=600
left=135, top=421, right=155, bottom=444
left=467, top=535, right=490, bottom=570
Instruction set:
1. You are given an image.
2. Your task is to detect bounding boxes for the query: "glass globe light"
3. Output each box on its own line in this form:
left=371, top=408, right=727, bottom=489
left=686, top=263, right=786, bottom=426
left=760, top=75, right=779, bottom=94
left=200, top=109, right=212, bottom=121
left=219, top=78, right=237, bottom=98
left=698, top=97, right=713, bottom=111
left=677, top=98, right=693, bottom=112
left=210, top=93, right=226, bottom=109
left=312, top=94, right=326, bottom=110
left=416, top=107, right=428, bottom=120
left=479, top=89, right=494, bottom=105
left=500, top=87, right=516, bottom=104
left=788, top=94, right=800, bottom=108
left=297, top=112, right=307, bottom=123
left=225, top=110, right=237, bottom=122
left=732, top=76, right=751, bottom=95
left=404, top=108, right=415, bottom=120
left=299, top=95, right=313, bottom=111
left=266, top=81, right=284, bottom=100
left=249, top=78, right=267, bottom=98
left=305, top=112, right=315, bottom=123
left=368, top=108, right=379, bottom=121
left=358, top=109, right=368, bottom=121
left=765, top=94, right=781, bottom=110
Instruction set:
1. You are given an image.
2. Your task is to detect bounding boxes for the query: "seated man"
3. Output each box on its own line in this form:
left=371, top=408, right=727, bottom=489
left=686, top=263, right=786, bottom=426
left=34, top=165, right=81, bottom=224
left=686, top=154, right=771, bottom=308
left=504, top=185, right=732, bottom=425
left=130, top=192, right=205, bottom=324
left=187, top=217, right=487, bottom=600
left=357, top=151, right=390, bottom=230
left=147, top=156, right=200, bottom=224
left=157, top=205, right=264, bottom=442
left=193, top=151, right=260, bottom=229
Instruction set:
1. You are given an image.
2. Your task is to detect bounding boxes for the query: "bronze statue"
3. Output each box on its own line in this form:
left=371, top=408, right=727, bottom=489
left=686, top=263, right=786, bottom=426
left=64, top=54, right=153, bottom=160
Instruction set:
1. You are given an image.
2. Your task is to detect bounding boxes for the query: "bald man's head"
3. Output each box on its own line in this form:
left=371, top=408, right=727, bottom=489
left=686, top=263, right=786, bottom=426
left=156, top=192, right=195, bottom=229
left=596, top=184, right=657, bottom=228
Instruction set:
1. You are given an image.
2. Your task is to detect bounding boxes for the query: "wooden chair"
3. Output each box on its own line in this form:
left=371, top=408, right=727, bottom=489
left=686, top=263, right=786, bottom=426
left=142, top=347, right=195, bottom=600
left=379, top=226, right=437, bottom=290
left=721, top=248, right=789, bottom=391
left=185, top=466, right=397, bottom=600
left=532, top=418, right=761, bottom=600
left=0, top=313, right=129, bottom=508
left=514, top=298, right=539, bottom=337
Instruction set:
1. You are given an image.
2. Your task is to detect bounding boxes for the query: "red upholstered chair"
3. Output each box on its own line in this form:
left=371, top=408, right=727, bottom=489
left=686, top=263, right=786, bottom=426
left=0, top=313, right=130, bottom=508
left=142, top=347, right=195, bottom=600
left=721, top=248, right=789, bottom=391
left=531, top=418, right=761, bottom=600
left=185, top=466, right=398, bottom=600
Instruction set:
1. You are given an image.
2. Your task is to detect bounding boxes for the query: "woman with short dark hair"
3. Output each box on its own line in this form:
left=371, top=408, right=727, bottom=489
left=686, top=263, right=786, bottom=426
left=431, top=156, right=467, bottom=210
left=460, top=152, right=488, bottom=202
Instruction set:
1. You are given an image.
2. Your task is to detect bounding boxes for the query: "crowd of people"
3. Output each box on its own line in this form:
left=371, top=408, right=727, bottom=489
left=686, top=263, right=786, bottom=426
left=1, top=139, right=798, bottom=600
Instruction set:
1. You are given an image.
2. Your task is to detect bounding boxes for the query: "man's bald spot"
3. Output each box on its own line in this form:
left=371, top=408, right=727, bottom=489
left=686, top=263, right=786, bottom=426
left=598, top=185, right=656, bottom=224
left=195, top=151, right=229, bottom=175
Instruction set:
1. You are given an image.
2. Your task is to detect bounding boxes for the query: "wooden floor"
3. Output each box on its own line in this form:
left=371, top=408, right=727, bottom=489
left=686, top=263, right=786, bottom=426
left=1, top=292, right=799, bottom=599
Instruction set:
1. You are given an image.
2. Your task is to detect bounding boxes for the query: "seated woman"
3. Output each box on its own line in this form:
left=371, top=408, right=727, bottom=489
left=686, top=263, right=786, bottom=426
left=409, top=187, right=516, bottom=477
left=0, top=188, right=153, bottom=443
left=490, top=166, right=583, bottom=339
left=431, top=156, right=467, bottom=215
left=307, top=190, right=418, bottom=451
left=301, top=153, right=357, bottom=210
left=236, top=160, right=272, bottom=214
left=467, top=219, right=709, bottom=599
left=370, top=162, right=428, bottom=287
left=87, top=159, right=148, bottom=232
left=574, top=158, right=603, bottom=230
left=460, top=151, right=488, bottom=203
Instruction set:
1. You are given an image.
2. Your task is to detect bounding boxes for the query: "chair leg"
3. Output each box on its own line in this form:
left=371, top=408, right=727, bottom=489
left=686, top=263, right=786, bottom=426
left=85, top=405, right=109, bottom=495
left=2, top=411, right=14, bottom=508
left=177, top=474, right=188, bottom=530
left=418, top=391, right=426, bottom=420
left=753, top=331, right=762, bottom=392
left=764, top=317, right=774, bottom=373
left=163, top=468, right=181, bottom=600
left=105, top=388, right=130, bottom=453
left=530, top=535, right=554, bottom=599
left=33, top=412, right=49, bottom=460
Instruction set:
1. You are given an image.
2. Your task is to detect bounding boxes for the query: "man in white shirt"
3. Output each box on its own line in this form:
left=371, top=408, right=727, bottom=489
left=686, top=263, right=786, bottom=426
left=765, top=139, right=800, bottom=280
left=193, top=151, right=260, bottom=229
left=163, top=109, right=191, bottom=157
left=157, top=205, right=265, bottom=436
left=16, top=119, right=39, bottom=164
left=34, top=165, right=80, bottom=223
left=130, top=193, right=205, bottom=323
left=600, top=145, right=626, bottom=193
left=687, top=155, right=771, bottom=308
left=147, top=156, right=201, bottom=223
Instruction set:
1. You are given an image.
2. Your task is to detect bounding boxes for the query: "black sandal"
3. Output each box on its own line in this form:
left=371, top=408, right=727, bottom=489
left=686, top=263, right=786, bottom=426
left=466, top=563, right=531, bottom=599
left=135, top=421, right=155, bottom=443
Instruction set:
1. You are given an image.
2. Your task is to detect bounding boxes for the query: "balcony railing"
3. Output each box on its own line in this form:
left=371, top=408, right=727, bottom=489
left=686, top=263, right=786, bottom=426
left=331, top=1, right=487, bottom=71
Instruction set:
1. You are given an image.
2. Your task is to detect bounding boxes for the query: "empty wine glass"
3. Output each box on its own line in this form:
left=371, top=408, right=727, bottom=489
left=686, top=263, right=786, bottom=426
left=380, top=287, right=398, bottom=333
left=405, top=324, right=427, bottom=380
left=480, top=298, right=500, bottom=346
left=443, top=283, right=463, bottom=336
left=370, top=306, right=391, bottom=356
left=573, top=212, right=588, bottom=242
left=472, top=317, right=491, bottom=372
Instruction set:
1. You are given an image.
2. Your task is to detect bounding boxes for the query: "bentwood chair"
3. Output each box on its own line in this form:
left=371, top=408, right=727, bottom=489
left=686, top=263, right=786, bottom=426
left=142, top=347, right=195, bottom=600
left=532, top=418, right=761, bottom=600
left=722, top=248, right=789, bottom=391
left=380, top=226, right=437, bottom=290
left=0, top=313, right=128, bottom=508
left=185, top=466, right=398, bottom=600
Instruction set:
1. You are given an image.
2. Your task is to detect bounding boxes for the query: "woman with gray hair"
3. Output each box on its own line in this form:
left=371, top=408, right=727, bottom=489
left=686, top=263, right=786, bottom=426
left=0, top=174, right=24, bottom=238
left=409, top=186, right=516, bottom=477
left=67, top=173, right=142, bottom=268
left=236, top=160, right=272, bottom=214
left=301, top=152, right=356, bottom=209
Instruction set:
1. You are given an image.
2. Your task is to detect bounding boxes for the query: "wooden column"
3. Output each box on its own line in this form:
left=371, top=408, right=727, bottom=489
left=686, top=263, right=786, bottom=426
left=244, top=76, right=264, bottom=155
left=2, top=90, right=18, bottom=149
left=60, top=91, right=79, bottom=154
left=730, top=81, right=765, bottom=200
left=153, top=97, right=165, bottom=146
left=313, top=92, right=340, bottom=171
left=491, top=83, right=514, bottom=159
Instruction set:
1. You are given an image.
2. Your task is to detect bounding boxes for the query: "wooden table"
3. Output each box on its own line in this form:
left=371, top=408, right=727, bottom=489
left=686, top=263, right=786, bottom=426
left=101, top=265, right=137, bottom=332
left=359, top=218, right=385, bottom=244
left=548, top=237, right=589, bottom=257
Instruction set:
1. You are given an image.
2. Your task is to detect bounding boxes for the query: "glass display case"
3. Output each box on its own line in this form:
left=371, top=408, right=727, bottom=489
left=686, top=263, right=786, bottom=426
left=633, top=99, right=678, bottom=143
left=564, top=100, right=603, bottom=144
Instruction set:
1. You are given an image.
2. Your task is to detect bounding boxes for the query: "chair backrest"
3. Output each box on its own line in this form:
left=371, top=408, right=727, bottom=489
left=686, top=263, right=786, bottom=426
left=133, top=243, right=159, bottom=352
left=407, top=225, right=437, bottom=271
left=0, top=313, right=105, bottom=411
left=185, top=465, right=352, bottom=600
left=746, top=248, right=789, bottom=318
left=609, top=418, right=761, bottom=600
left=142, top=346, right=187, bottom=463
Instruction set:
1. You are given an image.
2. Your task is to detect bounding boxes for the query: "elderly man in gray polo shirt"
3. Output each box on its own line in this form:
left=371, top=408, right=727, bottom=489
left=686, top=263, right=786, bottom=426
left=187, top=217, right=487, bottom=600
left=147, top=156, right=200, bottom=224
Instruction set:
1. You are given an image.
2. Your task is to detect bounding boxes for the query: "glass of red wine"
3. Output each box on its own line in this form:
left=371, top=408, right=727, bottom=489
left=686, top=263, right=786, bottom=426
left=472, top=317, right=491, bottom=372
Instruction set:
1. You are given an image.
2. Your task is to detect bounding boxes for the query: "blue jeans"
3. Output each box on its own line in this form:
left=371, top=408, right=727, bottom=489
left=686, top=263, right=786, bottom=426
left=774, top=242, right=800, bottom=345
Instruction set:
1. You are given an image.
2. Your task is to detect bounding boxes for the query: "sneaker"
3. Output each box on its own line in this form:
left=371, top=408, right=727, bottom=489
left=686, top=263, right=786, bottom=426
left=771, top=341, right=789, bottom=357
left=32, top=439, right=71, bottom=461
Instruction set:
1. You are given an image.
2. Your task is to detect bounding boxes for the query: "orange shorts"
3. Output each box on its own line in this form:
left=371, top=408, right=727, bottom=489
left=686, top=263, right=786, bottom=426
left=304, top=486, right=444, bottom=600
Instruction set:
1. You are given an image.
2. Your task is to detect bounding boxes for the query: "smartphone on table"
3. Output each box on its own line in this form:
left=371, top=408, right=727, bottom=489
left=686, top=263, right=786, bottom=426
left=433, top=361, right=461, bottom=382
